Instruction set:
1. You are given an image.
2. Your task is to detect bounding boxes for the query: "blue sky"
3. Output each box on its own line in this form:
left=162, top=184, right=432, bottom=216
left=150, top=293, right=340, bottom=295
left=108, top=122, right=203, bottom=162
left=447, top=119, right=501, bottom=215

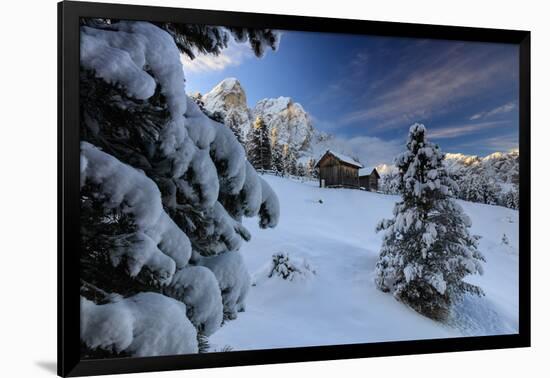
left=182, top=30, right=519, bottom=162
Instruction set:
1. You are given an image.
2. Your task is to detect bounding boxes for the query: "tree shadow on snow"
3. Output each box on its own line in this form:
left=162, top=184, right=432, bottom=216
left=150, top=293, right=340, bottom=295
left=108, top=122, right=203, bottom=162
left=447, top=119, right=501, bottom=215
left=447, top=295, right=516, bottom=336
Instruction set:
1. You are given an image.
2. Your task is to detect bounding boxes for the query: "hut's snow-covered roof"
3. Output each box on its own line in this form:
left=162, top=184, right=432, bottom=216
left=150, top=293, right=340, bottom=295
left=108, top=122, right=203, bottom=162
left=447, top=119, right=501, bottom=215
left=359, top=166, right=380, bottom=178
left=359, top=167, right=375, bottom=176
left=318, top=150, right=363, bottom=168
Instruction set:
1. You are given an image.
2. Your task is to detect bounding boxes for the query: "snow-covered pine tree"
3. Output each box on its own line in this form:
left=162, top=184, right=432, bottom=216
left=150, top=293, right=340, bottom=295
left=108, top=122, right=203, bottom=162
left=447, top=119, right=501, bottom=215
left=456, top=174, right=477, bottom=203
left=296, top=163, right=306, bottom=177
left=157, top=22, right=279, bottom=60
left=225, top=111, right=246, bottom=146
left=379, top=171, right=400, bottom=194
left=501, top=183, right=519, bottom=210
left=271, top=146, right=284, bottom=175
left=79, top=19, right=280, bottom=358
left=247, top=116, right=272, bottom=171
left=282, top=144, right=297, bottom=176
left=480, top=175, right=501, bottom=205
left=269, top=127, right=284, bottom=174
left=305, top=158, right=318, bottom=179
left=375, top=123, right=485, bottom=321
left=457, top=173, right=500, bottom=205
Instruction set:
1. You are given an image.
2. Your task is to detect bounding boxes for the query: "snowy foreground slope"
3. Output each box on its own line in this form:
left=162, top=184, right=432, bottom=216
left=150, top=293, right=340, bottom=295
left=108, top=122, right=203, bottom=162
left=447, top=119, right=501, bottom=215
left=210, top=175, right=519, bottom=351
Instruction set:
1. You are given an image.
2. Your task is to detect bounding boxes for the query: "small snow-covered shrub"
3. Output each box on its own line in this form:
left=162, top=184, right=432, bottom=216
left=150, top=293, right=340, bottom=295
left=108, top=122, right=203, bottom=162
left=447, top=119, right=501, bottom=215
left=495, top=233, right=516, bottom=255
left=257, top=252, right=316, bottom=283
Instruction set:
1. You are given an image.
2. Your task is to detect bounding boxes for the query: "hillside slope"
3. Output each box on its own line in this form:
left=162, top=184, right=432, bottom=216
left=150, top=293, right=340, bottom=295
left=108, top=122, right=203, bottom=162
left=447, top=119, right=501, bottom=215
left=210, top=175, right=519, bottom=351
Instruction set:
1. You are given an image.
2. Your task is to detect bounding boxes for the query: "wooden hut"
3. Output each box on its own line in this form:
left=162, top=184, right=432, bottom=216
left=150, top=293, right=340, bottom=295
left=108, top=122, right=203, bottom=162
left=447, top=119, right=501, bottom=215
left=359, top=167, right=380, bottom=191
left=315, top=150, right=363, bottom=188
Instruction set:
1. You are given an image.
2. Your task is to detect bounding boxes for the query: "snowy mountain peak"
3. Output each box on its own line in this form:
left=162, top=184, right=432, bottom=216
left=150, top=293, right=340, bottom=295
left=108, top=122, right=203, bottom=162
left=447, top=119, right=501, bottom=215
left=444, top=153, right=481, bottom=167
left=201, top=80, right=314, bottom=151
left=211, top=77, right=242, bottom=93
left=255, top=96, right=293, bottom=114
left=202, top=78, right=252, bottom=139
left=253, top=97, right=314, bottom=151
left=483, top=149, right=519, bottom=162
left=203, top=77, right=248, bottom=111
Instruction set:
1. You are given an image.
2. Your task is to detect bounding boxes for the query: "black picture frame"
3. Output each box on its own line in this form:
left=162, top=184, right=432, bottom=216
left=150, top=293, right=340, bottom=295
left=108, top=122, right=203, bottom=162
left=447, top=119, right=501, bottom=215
left=58, top=1, right=531, bottom=376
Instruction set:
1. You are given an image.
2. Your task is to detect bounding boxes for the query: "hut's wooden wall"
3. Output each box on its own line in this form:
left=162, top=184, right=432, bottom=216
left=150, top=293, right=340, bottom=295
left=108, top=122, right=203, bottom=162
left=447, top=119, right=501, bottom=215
left=318, top=155, right=359, bottom=188
left=359, top=174, right=379, bottom=191
left=369, top=175, right=378, bottom=191
left=339, top=165, right=360, bottom=187
left=359, top=176, right=369, bottom=189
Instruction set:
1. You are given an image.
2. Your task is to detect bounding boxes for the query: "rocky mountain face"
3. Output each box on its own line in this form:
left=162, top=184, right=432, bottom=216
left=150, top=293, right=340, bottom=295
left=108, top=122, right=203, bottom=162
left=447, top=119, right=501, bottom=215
left=201, top=78, right=253, bottom=141
left=200, top=79, right=314, bottom=153
left=253, top=97, right=314, bottom=151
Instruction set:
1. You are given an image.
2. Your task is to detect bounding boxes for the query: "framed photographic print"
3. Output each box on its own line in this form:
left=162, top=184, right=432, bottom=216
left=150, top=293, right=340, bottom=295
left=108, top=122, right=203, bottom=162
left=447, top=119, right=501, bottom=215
left=58, top=1, right=530, bottom=376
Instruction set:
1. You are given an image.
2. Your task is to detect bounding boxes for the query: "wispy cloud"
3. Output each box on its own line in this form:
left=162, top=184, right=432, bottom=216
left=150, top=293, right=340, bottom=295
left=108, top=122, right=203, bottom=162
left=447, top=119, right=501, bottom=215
left=309, top=41, right=424, bottom=117
left=429, top=120, right=507, bottom=139
left=343, top=136, right=403, bottom=166
left=482, top=134, right=519, bottom=151
left=308, top=114, right=339, bottom=132
left=350, top=51, right=369, bottom=70
left=470, top=102, right=516, bottom=120
left=308, top=82, right=345, bottom=107
left=352, top=58, right=510, bottom=127
left=327, top=42, right=517, bottom=131
left=180, top=40, right=253, bottom=73
left=451, top=132, right=519, bottom=153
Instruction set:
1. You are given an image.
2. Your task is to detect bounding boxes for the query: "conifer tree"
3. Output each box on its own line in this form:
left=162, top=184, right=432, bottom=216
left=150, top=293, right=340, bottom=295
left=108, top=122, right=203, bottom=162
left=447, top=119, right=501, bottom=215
left=502, top=183, right=519, bottom=210
left=156, top=23, right=279, bottom=59
left=270, top=127, right=284, bottom=174
left=271, top=145, right=284, bottom=175
left=306, top=158, right=318, bottom=179
left=225, top=112, right=245, bottom=146
left=296, top=163, right=306, bottom=177
left=79, top=19, right=280, bottom=358
left=282, top=144, right=297, bottom=176
left=247, top=116, right=272, bottom=171
left=380, top=171, right=400, bottom=194
left=375, top=123, right=485, bottom=321
left=458, top=174, right=500, bottom=205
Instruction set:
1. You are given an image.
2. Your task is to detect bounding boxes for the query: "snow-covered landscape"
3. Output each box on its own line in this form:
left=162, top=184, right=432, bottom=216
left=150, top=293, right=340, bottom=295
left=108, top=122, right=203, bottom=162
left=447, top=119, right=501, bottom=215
left=209, top=174, right=518, bottom=351
left=77, top=18, right=520, bottom=359
left=194, top=77, right=519, bottom=210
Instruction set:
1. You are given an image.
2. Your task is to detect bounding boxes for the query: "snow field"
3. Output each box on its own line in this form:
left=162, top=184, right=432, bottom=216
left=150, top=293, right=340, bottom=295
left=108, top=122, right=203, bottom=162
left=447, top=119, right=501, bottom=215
left=210, top=175, right=519, bottom=351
